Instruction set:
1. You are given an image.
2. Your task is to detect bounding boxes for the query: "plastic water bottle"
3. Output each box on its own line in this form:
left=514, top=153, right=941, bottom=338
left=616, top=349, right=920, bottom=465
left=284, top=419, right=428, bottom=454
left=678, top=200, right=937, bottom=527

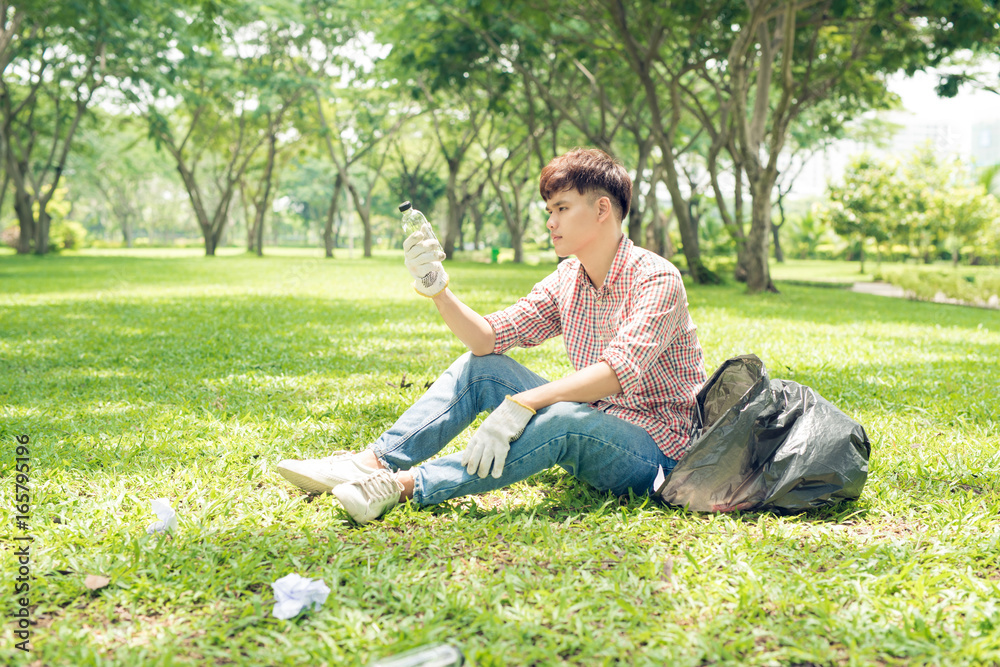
left=366, top=643, right=464, bottom=666
left=399, top=201, right=442, bottom=291
left=399, top=201, right=430, bottom=235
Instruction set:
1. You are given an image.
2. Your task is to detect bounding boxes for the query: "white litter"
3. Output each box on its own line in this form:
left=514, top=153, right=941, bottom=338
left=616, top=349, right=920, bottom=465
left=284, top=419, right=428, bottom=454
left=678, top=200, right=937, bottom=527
left=146, top=498, right=178, bottom=534
left=271, top=572, right=331, bottom=620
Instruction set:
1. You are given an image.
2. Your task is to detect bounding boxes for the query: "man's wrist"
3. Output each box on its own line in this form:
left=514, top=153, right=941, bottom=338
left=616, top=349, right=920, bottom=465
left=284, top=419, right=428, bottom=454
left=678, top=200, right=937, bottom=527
left=505, top=395, right=536, bottom=415
left=511, top=390, right=547, bottom=413
left=430, top=286, right=451, bottom=302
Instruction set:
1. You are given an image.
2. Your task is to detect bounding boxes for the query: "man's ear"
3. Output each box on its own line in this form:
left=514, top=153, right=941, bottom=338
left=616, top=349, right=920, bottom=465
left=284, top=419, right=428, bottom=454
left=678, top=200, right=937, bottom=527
left=597, top=195, right=612, bottom=222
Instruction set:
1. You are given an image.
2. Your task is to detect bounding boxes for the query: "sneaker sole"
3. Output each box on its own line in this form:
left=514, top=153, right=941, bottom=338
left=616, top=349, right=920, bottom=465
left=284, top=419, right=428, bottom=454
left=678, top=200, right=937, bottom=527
left=276, top=464, right=339, bottom=494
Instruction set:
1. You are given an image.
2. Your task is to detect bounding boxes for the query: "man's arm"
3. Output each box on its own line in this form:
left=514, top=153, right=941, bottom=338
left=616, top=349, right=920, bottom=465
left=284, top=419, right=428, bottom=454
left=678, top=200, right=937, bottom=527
left=512, top=361, right=622, bottom=412
left=432, top=289, right=496, bottom=356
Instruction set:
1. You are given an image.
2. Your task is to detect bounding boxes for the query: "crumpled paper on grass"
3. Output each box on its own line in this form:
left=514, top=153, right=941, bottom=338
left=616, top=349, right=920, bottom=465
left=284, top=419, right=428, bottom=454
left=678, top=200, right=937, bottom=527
left=146, top=498, right=178, bottom=534
left=271, top=573, right=331, bottom=620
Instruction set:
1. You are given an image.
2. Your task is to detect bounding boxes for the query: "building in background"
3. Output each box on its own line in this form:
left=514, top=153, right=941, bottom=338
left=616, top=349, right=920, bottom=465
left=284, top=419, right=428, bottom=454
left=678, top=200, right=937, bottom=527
left=971, top=120, right=1000, bottom=170
left=789, top=69, right=1000, bottom=198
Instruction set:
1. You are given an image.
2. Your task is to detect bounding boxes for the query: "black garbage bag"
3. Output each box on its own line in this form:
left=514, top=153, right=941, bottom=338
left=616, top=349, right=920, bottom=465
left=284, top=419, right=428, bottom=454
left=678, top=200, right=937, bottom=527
left=656, top=354, right=871, bottom=512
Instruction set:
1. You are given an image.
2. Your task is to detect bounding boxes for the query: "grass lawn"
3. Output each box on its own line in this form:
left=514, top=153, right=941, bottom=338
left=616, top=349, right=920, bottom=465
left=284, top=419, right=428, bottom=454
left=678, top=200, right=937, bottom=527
left=1, top=250, right=998, bottom=666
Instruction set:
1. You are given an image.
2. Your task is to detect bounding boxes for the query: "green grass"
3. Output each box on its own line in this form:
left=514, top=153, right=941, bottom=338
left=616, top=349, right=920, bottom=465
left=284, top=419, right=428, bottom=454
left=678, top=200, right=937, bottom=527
left=1, top=251, right=999, bottom=666
left=769, top=259, right=878, bottom=284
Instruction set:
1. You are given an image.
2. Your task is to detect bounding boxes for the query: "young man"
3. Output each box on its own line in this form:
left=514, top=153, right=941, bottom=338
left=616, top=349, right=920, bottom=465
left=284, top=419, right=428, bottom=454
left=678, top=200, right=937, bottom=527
left=277, top=148, right=707, bottom=523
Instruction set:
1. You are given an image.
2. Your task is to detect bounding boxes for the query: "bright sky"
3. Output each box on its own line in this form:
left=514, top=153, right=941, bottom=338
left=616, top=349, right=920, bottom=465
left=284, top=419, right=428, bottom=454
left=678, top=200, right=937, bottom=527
left=791, top=66, right=1000, bottom=197
left=886, top=69, right=1000, bottom=152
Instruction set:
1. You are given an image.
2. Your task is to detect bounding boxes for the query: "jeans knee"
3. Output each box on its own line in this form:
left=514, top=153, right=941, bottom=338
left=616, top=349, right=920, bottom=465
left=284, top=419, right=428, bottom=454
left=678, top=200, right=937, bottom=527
left=456, top=352, right=519, bottom=380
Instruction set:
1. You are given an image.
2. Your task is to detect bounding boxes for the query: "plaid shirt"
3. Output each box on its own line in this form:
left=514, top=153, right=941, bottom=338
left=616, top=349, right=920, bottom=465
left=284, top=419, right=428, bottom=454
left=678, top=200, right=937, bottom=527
left=484, top=236, right=707, bottom=459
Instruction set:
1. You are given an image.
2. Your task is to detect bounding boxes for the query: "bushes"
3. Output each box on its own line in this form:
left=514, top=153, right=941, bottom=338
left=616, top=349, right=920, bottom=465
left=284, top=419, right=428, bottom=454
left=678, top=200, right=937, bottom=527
left=890, top=269, right=1000, bottom=306
left=49, top=220, right=88, bottom=250
left=0, top=221, right=88, bottom=251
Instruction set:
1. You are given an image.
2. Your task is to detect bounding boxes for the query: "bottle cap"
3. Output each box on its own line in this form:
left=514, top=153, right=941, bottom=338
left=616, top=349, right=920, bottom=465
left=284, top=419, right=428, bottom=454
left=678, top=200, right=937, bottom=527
left=398, top=201, right=411, bottom=212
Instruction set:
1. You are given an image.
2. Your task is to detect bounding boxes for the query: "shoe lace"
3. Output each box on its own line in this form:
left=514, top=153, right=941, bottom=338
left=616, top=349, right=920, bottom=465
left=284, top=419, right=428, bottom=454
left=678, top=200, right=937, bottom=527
left=357, top=469, right=399, bottom=500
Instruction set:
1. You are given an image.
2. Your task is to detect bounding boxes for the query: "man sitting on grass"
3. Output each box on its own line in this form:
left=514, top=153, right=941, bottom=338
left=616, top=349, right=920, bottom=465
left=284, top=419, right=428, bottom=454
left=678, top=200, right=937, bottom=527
left=277, top=148, right=708, bottom=523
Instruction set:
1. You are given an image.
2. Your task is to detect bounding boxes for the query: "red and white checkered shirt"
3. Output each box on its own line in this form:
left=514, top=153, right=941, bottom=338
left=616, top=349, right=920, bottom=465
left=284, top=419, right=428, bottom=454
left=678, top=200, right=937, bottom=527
left=484, top=236, right=707, bottom=459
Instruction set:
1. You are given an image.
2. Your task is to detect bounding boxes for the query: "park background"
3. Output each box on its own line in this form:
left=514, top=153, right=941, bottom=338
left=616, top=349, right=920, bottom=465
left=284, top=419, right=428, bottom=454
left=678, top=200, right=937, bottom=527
left=2, top=1, right=1000, bottom=665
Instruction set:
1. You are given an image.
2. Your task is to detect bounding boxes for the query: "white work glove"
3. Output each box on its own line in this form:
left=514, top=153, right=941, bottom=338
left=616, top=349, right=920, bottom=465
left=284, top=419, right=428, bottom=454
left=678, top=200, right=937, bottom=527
left=403, top=222, right=449, bottom=297
left=461, top=396, right=536, bottom=479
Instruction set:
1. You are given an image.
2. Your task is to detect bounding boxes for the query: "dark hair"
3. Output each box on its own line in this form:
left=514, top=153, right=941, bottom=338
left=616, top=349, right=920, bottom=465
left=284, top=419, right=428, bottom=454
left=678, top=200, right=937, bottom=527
left=539, top=148, right=632, bottom=221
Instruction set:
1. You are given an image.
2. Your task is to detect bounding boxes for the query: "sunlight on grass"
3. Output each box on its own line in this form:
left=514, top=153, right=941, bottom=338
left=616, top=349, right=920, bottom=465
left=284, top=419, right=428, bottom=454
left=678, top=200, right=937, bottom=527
left=1, top=252, right=998, bottom=665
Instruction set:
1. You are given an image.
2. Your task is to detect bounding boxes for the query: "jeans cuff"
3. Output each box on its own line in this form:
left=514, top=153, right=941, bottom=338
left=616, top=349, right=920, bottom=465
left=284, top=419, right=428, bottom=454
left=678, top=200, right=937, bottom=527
left=368, top=446, right=397, bottom=473
left=410, top=468, right=426, bottom=506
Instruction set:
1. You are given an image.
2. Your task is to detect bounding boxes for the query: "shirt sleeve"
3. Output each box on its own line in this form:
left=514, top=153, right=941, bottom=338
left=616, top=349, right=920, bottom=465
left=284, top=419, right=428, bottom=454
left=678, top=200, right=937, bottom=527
left=484, top=270, right=563, bottom=354
left=599, top=268, right=687, bottom=396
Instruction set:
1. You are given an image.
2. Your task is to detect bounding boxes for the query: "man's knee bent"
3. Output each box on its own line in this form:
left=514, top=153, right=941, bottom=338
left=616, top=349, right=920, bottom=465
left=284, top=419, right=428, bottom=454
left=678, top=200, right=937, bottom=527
left=451, top=351, right=524, bottom=380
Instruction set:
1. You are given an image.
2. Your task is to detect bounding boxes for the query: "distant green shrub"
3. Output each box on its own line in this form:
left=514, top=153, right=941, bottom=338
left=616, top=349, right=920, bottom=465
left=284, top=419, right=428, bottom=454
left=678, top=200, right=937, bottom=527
left=49, top=220, right=88, bottom=250
left=890, top=270, right=1000, bottom=306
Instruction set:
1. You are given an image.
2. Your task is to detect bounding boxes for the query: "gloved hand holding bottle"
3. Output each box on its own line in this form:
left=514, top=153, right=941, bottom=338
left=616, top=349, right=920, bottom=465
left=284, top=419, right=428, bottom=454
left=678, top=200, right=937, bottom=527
left=400, top=201, right=449, bottom=298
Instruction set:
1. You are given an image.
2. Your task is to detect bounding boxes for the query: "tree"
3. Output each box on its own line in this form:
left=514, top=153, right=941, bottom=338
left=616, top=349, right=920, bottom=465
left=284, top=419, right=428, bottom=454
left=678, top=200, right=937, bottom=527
left=70, top=113, right=180, bottom=247
left=1, top=0, right=149, bottom=254
left=823, top=153, right=897, bottom=273
left=292, top=3, right=407, bottom=258
left=378, top=3, right=513, bottom=259
left=823, top=146, right=1000, bottom=269
left=770, top=102, right=899, bottom=262
left=237, top=8, right=308, bottom=256
left=668, top=0, right=996, bottom=292
left=937, top=184, right=1000, bottom=266
left=121, top=3, right=304, bottom=256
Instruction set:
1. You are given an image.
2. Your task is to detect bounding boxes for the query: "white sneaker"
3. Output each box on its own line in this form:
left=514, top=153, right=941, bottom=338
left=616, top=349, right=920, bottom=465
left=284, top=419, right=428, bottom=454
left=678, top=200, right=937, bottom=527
left=332, top=469, right=403, bottom=524
left=276, top=451, right=376, bottom=494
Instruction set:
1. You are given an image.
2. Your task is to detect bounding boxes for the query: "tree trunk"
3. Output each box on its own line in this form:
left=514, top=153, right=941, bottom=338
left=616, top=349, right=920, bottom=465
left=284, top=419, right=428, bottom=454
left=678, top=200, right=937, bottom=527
left=745, top=188, right=777, bottom=293
left=240, top=181, right=255, bottom=252
left=471, top=204, right=484, bottom=249
left=510, top=224, right=524, bottom=263
left=121, top=210, right=134, bottom=248
left=660, top=165, right=718, bottom=283
left=252, top=133, right=278, bottom=257
left=34, top=207, right=51, bottom=255
left=771, top=221, right=785, bottom=263
left=324, top=175, right=342, bottom=258
left=13, top=187, right=34, bottom=254
left=0, top=170, right=8, bottom=223
left=772, top=191, right=787, bottom=263
left=628, top=137, right=653, bottom=244
left=733, top=167, right=748, bottom=280
left=360, top=208, right=372, bottom=258
left=645, top=210, right=675, bottom=258
left=444, top=159, right=461, bottom=259
left=172, top=162, right=220, bottom=257
left=254, top=205, right=264, bottom=256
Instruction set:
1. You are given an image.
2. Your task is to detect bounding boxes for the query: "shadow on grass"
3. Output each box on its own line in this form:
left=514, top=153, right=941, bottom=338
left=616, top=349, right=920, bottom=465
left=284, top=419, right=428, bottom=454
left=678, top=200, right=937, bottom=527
left=398, top=470, right=871, bottom=526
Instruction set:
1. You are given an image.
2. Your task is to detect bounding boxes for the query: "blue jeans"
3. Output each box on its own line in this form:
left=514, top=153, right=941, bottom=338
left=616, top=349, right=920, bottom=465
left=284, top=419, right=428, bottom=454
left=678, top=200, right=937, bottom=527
left=369, top=353, right=678, bottom=507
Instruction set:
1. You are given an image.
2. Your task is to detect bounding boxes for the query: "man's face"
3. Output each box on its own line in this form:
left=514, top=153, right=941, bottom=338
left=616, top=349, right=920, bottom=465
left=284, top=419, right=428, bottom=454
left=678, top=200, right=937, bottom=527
left=544, top=188, right=605, bottom=257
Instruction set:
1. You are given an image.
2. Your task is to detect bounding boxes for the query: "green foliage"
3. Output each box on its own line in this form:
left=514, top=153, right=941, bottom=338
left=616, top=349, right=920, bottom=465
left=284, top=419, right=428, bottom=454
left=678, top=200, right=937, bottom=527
left=890, top=268, right=1000, bottom=305
left=824, top=153, right=897, bottom=246
left=2, top=252, right=999, bottom=664
left=48, top=220, right=88, bottom=251
left=820, top=147, right=1000, bottom=266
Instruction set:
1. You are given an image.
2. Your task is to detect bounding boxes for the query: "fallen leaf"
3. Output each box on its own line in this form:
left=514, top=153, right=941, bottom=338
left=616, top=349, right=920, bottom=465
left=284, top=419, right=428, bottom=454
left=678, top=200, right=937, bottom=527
left=85, top=575, right=110, bottom=590
left=662, top=557, right=674, bottom=582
